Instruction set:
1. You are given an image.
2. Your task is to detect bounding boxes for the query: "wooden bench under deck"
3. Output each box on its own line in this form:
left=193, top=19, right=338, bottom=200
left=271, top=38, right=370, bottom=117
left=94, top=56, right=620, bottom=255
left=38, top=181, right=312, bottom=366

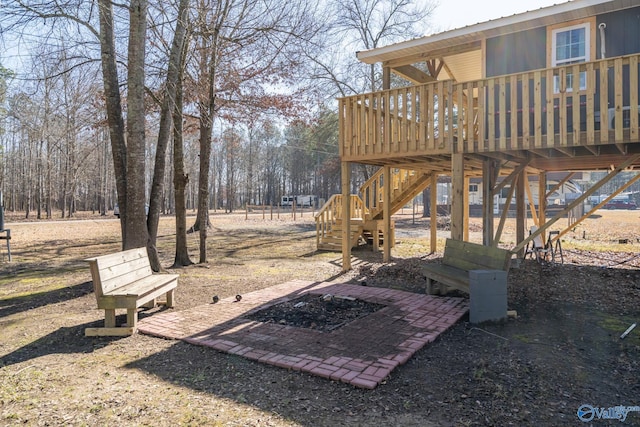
left=85, top=247, right=178, bottom=337
left=423, top=239, right=513, bottom=294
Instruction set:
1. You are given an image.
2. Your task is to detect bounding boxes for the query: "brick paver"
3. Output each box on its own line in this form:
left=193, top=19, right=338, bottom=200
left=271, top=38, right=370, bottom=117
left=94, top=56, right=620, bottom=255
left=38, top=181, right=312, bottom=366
left=138, top=280, right=468, bottom=389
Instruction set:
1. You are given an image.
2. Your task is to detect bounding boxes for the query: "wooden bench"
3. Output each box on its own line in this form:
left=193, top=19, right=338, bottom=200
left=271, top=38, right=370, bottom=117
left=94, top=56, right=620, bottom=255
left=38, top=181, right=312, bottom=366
left=423, top=239, right=513, bottom=294
left=85, top=247, right=178, bottom=337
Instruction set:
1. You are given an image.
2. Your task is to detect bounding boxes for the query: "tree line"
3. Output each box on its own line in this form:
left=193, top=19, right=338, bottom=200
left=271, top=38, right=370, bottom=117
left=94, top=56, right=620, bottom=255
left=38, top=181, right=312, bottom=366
left=0, top=0, right=435, bottom=267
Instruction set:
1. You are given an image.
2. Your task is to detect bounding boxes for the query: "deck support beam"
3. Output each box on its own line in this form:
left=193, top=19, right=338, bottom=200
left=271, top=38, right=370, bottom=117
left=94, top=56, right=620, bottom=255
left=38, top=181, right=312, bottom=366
left=513, top=153, right=640, bottom=253
left=539, top=172, right=547, bottom=244
left=515, top=169, right=526, bottom=258
left=482, top=159, right=497, bottom=245
left=430, top=173, right=438, bottom=253
left=383, top=165, right=392, bottom=262
left=382, top=67, right=391, bottom=90
left=451, top=153, right=465, bottom=241
left=524, top=173, right=539, bottom=226
left=464, top=176, right=470, bottom=241
left=552, top=172, right=640, bottom=242
left=341, top=161, right=351, bottom=271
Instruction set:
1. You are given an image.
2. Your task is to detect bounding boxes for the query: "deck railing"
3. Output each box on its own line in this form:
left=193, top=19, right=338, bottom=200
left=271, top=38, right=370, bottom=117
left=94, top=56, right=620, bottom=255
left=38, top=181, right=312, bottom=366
left=339, top=53, right=640, bottom=161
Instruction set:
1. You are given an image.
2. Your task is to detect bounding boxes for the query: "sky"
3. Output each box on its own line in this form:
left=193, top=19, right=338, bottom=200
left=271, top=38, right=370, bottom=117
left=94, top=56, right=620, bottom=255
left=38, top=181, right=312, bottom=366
left=429, top=0, right=568, bottom=33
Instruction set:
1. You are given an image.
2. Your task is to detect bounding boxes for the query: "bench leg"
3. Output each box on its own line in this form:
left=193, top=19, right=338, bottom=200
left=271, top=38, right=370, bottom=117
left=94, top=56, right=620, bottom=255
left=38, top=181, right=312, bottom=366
left=126, top=308, right=138, bottom=330
left=426, top=278, right=435, bottom=295
left=85, top=308, right=137, bottom=336
left=166, top=289, right=175, bottom=308
left=372, top=229, right=379, bottom=252
left=105, top=309, right=116, bottom=328
left=142, top=298, right=156, bottom=309
left=426, top=279, right=447, bottom=295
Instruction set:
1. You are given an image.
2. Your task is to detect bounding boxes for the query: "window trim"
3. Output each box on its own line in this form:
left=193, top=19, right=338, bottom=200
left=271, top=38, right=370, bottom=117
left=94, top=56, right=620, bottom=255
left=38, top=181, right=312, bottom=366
left=551, top=23, right=591, bottom=67
left=547, top=18, right=596, bottom=67
left=547, top=18, right=595, bottom=93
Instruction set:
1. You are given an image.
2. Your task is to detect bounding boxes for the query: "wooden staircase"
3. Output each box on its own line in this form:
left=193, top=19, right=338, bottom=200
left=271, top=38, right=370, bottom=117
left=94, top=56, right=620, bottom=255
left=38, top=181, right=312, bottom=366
left=316, top=219, right=365, bottom=251
left=315, top=168, right=432, bottom=251
left=315, top=195, right=367, bottom=251
left=361, top=168, right=433, bottom=220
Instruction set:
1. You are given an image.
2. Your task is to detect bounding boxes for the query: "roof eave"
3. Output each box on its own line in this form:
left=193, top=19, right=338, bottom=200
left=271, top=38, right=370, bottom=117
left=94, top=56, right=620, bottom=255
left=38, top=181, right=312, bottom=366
left=356, top=0, right=615, bottom=65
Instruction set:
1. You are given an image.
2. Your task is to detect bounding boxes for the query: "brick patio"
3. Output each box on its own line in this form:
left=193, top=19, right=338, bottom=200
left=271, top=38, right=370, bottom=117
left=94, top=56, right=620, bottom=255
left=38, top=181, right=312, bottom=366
left=138, top=280, right=469, bottom=389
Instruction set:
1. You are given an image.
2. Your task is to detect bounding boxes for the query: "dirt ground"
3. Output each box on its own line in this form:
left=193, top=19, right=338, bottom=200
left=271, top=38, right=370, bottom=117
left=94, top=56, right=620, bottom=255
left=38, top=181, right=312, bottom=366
left=1, top=209, right=639, bottom=426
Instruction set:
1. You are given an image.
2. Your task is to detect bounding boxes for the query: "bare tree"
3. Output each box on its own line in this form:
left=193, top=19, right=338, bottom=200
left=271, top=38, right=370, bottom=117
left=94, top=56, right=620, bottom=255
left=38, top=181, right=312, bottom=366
left=1, top=0, right=197, bottom=261
left=146, top=0, right=191, bottom=269
left=188, top=0, right=321, bottom=262
left=172, top=53, right=192, bottom=267
left=310, top=0, right=436, bottom=97
left=306, top=0, right=436, bottom=185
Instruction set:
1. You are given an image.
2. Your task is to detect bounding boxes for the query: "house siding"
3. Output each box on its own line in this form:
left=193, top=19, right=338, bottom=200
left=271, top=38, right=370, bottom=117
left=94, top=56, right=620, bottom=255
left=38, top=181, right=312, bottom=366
left=485, top=6, right=640, bottom=77
left=597, top=7, right=640, bottom=57
left=485, top=27, right=547, bottom=78
left=597, top=7, right=640, bottom=111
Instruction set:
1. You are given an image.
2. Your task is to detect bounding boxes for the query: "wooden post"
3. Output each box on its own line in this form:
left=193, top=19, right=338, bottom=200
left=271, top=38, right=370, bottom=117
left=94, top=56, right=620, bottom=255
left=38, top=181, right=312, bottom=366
left=538, top=172, right=547, bottom=244
left=430, top=173, right=438, bottom=253
left=382, top=67, right=391, bottom=90
left=383, top=166, right=392, bottom=262
left=482, top=159, right=495, bottom=246
left=464, top=175, right=470, bottom=241
left=451, top=153, right=464, bottom=241
left=105, top=309, right=116, bottom=328
left=341, top=161, right=351, bottom=271
left=516, top=170, right=526, bottom=257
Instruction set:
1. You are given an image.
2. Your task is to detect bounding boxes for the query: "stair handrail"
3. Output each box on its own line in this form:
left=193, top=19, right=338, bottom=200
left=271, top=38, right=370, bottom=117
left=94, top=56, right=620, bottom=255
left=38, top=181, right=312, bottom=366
left=360, top=168, right=424, bottom=218
left=359, top=169, right=385, bottom=218
left=315, top=194, right=367, bottom=247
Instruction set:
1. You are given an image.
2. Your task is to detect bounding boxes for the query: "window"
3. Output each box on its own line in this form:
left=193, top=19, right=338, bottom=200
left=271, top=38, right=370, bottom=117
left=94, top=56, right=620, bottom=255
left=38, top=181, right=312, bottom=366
left=500, top=186, right=511, bottom=199
left=469, top=184, right=478, bottom=193
left=550, top=22, right=592, bottom=92
left=553, top=24, right=589, bottom=65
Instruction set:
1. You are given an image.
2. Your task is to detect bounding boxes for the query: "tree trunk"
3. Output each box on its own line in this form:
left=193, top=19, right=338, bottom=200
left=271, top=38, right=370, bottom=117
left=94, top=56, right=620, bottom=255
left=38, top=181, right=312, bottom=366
left=98, top=0, right=128, bottom=244
left=46, top=135, right=52, bottom=219
left=172, top=0, right=193, bottom=267
left=196, top=104, right=212, bottom=263
left=146, top=0, right=190, bottom=271
left=172, top=62, right=192, bottom=267
left=36, top=139, right=42, bottom=220
left=123, top=0, right=149, bottom=250
left=194, top=30, right=220, bottom=263
left=422, top=187, right=430, bottom=217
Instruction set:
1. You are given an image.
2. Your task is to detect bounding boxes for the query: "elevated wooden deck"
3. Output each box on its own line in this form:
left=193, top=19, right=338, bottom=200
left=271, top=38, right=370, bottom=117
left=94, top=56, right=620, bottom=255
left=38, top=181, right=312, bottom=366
left=339, top=53, right=640, bottom=173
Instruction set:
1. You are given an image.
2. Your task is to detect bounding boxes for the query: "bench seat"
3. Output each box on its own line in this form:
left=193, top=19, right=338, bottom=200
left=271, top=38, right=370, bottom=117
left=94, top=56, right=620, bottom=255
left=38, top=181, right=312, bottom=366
left=97, top=273, right=179, bottom=309
left=422, top=264, right=471, bottom=292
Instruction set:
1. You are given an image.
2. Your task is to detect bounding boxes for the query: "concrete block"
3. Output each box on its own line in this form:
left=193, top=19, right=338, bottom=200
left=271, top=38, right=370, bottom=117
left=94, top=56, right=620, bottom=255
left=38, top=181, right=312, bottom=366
left=469, top=270, right=507, bottom=324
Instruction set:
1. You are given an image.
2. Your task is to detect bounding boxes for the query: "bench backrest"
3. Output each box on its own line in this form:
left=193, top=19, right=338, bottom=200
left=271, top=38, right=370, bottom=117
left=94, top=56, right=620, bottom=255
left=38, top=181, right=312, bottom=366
left=442, top=238, right=512, bottom=272
left=86, top=247, right=153, bottom=298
